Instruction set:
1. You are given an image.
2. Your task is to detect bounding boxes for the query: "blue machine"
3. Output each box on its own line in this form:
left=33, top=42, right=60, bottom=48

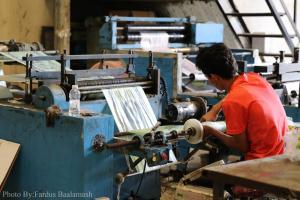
left=0, top=53, right=169, bottom=200
left=99, top=16, right=224, bottom=50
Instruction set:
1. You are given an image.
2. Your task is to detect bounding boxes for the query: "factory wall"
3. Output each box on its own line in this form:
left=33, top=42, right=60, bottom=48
left=156, top=0, right=242, bottom=49
left=0, top=0, right=54, bottom=43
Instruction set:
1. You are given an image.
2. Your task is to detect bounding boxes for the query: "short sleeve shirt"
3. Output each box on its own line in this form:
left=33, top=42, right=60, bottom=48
left=222, top=73, right=287, bottom=160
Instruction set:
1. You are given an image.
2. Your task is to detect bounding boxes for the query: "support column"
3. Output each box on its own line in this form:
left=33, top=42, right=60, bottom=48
left=54, top=0, right=70, bottom=54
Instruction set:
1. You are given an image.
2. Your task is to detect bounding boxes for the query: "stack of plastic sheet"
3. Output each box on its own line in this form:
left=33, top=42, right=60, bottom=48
left=103, top=86, right=157, bottom=132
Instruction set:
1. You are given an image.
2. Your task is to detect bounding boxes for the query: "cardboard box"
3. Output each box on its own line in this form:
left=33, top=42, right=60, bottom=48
left=0, top=139, right=20, bottom=191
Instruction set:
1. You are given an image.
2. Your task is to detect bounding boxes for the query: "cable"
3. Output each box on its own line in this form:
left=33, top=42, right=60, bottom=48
left=134, top=159, right=147, bottom=198
left=160, top=77, right=170, bottom=105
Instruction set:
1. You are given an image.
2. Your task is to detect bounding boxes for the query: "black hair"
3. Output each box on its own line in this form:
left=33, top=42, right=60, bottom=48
left=196, top=43, right=238, bottom=79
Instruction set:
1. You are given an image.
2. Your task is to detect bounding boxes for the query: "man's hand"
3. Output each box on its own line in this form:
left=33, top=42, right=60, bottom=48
left=200, top=110, right=218, bottom=122
left=200, top=100, right=224, bottom=122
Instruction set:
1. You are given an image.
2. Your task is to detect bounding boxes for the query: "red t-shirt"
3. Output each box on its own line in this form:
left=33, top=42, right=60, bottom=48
left=222, top=73, right=287, bottom=160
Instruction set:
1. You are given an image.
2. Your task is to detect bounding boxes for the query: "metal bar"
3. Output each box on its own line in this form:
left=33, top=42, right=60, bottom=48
left=266, top=0, right=295, bottom=51
left=226, top=12, right=275, bottom=16
left=22, top=54, right=138, bottom=62
left=31, top=71, right=61, bottom=79
left=80, top=86, right=152, bottom=95
left=216, top=0, right=244, bottom=48
left=106, top=140, right=139, bottom=149
left=260, top=52, right=293, bottom=57
left=69, top=68, right=126, bottom=78
left=79, top=81, right=153, bottom=91
left=29, top=56, right=33, bottom=95
left=105, top=16, right=192, bottom=23
left=298, top=82, right=300, bottom=108
left=279, top=50, right=285, bottom=62
left=116, top=42, right=187, bottom=49
left=66, top=54, right=138, bottom=61
left=60, top=51, right=66, bottom=85
left=228, top=0, right=251, bottom=47
left=238, top=33, right=295, bottom=38
left=279, top=0, right=300, bottom=39
left=294, top=0, right=298, bottom=24
left=126, top=34, right=185, bottom=41
left=125, top=25, right=186, bottom=32
left=25, top=54, right=29, bottom=78
left=77, top=77, right=146, bottom=86
left=114, top=132, right=134, bottom=137
left=24, top=54, right=30, bottom=99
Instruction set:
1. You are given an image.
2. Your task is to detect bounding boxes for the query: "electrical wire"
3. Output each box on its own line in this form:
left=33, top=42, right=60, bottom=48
left=134, top=159, right=147, bottom=198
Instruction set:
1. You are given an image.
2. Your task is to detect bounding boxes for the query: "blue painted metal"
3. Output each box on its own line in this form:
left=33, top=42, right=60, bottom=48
left=191, top=23, right=224, bottom=44
left=0, top=104, right=114, bottom=199
left=284, top=106, right=300, bottom=122
left=232, top=49, right=256, bottom=65
left=33, top=84, right=67, bottom=110
left=0, top=94, right=162, bottom=199
left=99, top=16, right=224, bottom=50
left=133, top=56, right=175, bottom=113
left=104, top=16, right=193, bottom=23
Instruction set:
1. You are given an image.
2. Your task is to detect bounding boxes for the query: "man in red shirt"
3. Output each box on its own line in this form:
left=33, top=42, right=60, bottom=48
left=196, top=43, right=287, bottom=161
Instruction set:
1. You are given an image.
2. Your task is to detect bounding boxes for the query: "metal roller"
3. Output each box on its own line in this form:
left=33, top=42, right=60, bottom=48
left=77, top=77, right=148, bottom=87
left=125, top=34, right=185, bottom=41
left=124, top=25, right=186, bottom=32
left=78, top=81, right=153, bottom=94
left=166, top=97, right=207, bottom=122
left=33, top=84, right=66, bottom=109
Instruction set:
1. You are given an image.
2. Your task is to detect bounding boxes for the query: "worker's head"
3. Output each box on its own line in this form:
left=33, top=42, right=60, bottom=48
left=196, top=43, right=238, bottom=90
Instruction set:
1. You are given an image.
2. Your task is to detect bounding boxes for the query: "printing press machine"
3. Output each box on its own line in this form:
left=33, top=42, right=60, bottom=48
left=0, top=51, right=232, bottom=200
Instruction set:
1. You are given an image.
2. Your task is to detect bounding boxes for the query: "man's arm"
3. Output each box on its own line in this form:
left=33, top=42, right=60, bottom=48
left=203, top=125, right=249, bottom=153
left=201, top=100, right=223, bottom=122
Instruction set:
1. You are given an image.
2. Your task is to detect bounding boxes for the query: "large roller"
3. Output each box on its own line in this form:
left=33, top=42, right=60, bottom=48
left=184, top=119, right=227, bottom=144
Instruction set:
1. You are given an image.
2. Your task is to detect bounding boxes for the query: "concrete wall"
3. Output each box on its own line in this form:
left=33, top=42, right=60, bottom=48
left=156, top=0, right=242, bottom=49
left=0, top=0, right=54, bottom=42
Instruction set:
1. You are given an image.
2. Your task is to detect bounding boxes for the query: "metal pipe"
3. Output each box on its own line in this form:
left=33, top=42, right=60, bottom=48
left=78, top=78, right=142, bottom=86
left=259, top=53, right=293, bottom=57
left=106, top=139, right=140, bottom=149
left=126, top=34, right=185, bottom=41
left=294, top=0, right=298, bottom=24
left=60, top=50, right=66, bottom=85
left=125, top=25, right=185, bottom=32
left=298, top=82, right=300, bottom=108
left=114, top=132, right=134, bottom=137
left=279, top=51, right=285, bottom=62
left=77, top=77, right=148, bottom=87
left=22, top=54, right=137, bottom=62
left=79, top=81, right=153, bottom=91
left=80, top=86, right=152, bottom=95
